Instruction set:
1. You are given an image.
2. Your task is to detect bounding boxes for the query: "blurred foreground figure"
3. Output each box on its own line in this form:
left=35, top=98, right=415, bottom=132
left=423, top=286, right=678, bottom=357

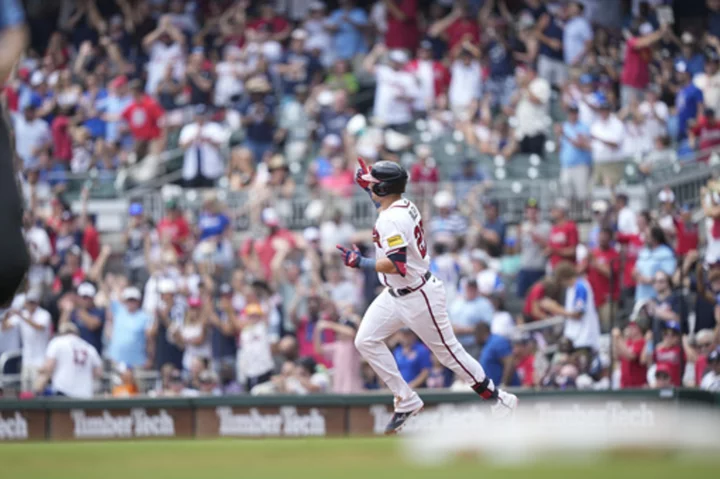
left=0, top=0, right=30, bottom=306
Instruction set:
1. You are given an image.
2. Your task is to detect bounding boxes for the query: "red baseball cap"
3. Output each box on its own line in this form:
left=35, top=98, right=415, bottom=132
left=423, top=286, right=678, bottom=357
left=187, top=296, right=202, bottom=308
left=110, top=75, right=128, bottom=89
left=655, top=363, right=672, bottom=376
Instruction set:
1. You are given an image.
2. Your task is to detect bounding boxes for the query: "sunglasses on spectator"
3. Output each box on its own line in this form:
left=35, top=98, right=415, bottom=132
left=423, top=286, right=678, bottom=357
left=656, top=372, right=670, bottom=379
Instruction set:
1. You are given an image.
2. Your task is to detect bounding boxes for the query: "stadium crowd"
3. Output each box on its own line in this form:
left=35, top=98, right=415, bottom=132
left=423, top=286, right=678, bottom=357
left=1, top=0, right=720, bottom=399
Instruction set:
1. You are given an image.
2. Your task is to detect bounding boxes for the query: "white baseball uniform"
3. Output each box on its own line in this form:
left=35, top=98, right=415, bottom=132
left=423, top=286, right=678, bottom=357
left=45, top=334, right=102, bottom=398
left=355, top=198, right=491, bottom=412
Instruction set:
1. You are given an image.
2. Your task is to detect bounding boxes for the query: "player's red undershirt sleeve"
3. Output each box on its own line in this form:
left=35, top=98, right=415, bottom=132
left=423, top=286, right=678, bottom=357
left=387, top=247, right=408, bottom=277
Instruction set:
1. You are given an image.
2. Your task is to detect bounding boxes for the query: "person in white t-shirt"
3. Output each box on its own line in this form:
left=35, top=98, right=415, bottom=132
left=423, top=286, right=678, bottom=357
left=36, top=322, right=102, bottom=398
left=448, top=47, right=482, bottom=121
left=214, top=46, right=249, bottom=106
left=614, top=193, right=639, bottom=235
left=363, top=44, right=419, bottom=129
left=179, top=105, right=229, bottom=188
left=555, top=262, right=601, bottom=356
left=700, top=349, right=720, bottom=392
left=2, top=289, right=52, bottom=392
left=237, top=303, right=275, bottom=392
left=142, top=15, right=187, bottom=95
left=590, top=100, right=625, bottom=187
left=638, top=86, right=669, bottom=141
left=23, top=213, right=52, bottom=291
left=0, top=294, right=24, bottom=361
left=13, top=105, right=51, bottom=170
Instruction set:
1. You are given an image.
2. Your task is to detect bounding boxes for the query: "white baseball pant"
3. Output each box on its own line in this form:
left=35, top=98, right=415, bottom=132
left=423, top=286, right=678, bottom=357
left=355, top=275, right=489, bottom=412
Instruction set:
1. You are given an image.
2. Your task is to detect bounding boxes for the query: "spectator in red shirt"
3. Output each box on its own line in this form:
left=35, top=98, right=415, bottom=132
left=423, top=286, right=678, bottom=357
left=689, top=109, right=720, bottom=160
left=513, top=333, right=537, bottom=387
left=522, top=277, right=560, bottom=323
left=612, top=323, right=647, bottom=389
left=405, top=40, right=450, bottom=113
left=428, top=3, right=481, bottom=54
left=50, top=108, right=73, bottom=164
left=620, top=23, right=667, bottom=107
left=121, top=80, right=165, bottom=160
left=247, top=4, right=290, bottom=42
left=616, top=210, right=651, bottom=292
left=675, top=204, right=699, bottom=258
left=384, top=0, right=419, bottom=52
left=584, top=227, right=620, bottom=332
left=409, top=144, right=439, bottom=197
left=642, top=321, right=685, bottom=387
left=156, top=199, right=192, bottom=258
left=547, top=199, right=579, bottom=269
left=293, top=294, right=336, bottom=369
left=240, top=208, right=298, bottom=281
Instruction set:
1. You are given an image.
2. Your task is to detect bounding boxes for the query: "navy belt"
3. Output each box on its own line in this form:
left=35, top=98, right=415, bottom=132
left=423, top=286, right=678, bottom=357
left=388, top=271, right=432, bottom=298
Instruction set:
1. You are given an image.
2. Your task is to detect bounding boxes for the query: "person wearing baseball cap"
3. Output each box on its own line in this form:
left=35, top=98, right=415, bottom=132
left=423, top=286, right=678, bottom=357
left=558, top=100, right=592, bottom=204
left=237, top=303, right=275, bottom=392
left=177, top=296, right=212, bottom=372
left=64, top=282, right=105, bottom=354
left=106, top=286, right=153, bottom=369
left=363, top=41, right=417, bottom=130
left=517, top=198, right=550, bottom=297
left=642, top=319, right=684, bottom=387
left=700, top=348, right=720, bottom=391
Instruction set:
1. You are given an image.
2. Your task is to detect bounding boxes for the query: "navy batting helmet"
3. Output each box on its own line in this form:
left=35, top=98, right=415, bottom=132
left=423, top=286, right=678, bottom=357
left=363, top=161, right=408, bottom=197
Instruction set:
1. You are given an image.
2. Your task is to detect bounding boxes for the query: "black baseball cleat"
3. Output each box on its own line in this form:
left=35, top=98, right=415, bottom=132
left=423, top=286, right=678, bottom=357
left=384, top=407, right=423, bottom=435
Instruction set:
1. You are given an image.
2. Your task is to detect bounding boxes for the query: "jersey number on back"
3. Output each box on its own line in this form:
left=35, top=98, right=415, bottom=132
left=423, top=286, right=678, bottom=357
left=73, top=349, right=88, bottom=366
left=414, top=220, right=427, bottom=258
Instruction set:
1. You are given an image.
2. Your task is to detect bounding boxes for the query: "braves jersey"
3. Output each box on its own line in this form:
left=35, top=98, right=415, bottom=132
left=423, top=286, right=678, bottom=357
left=373, top=198, right=430, bottom=289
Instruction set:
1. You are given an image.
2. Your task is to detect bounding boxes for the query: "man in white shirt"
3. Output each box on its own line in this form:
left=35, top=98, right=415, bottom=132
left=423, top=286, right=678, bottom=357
left=701, top=349, right=720, bottom=392
left=363, top=44, right=419, bottom=130
left=0, top=294, right=24, bottom=363
left=13, top=105, right=51, bottom=170
left=563, top=2, right=593, bottom=66
left=590, top=99, right=625, bottom=187
left=638, top=85, right=669, bottom=141
left=694, top=53, right=720, bottom=114
left=2, top=289, right=51, bottom=392
left=179, top=105, right=229, bottom=188
left=615, top=193, right=638, bottom=235
left=36, top=322, right=103, bottom=398
left=448, top=48, right=482, bottom=121
left=556, top=263, right=601, bottom=355
left=23, top=213, right=52, bottom=292
left=142, top=15, right=186, bottom=95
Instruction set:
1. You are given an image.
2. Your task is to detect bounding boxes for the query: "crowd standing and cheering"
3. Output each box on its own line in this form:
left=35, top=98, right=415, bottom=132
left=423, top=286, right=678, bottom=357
left=1, top=0, right=720, bottom=398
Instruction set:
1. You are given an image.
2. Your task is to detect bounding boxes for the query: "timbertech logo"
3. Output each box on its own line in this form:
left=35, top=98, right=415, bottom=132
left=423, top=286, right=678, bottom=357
left=0, top=412, right=28, bottom=440
left=71, top=409, right=175, bottom=439
left=215, top=407, right=326, bottom=437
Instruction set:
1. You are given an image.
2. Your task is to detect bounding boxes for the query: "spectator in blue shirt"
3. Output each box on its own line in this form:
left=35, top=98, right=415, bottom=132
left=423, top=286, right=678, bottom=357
left=676, top=33, right=705, bottom=77
left=277, top=29, right=322, bottom=99
left=476, top=322, right=519, bottom=388
left=557, top=103, right=592, bottom=203
left=675, top=62, right=704, bottom=140
left=326, top=0, right=368, bottom=60
left=449, top=279, right=494, bottom=357
left=393, top=329, right=432, bottom=388
left=481, top=199, right=506, bottom=258
left=634, top=226, right=677, bottom=303
left=197, top=198, right=230, bottom=242
left=65, top=282, right=106, bottom=355
left=239, top=76, right=277, bottom=163
left=107, top=287, right=153, bottom=368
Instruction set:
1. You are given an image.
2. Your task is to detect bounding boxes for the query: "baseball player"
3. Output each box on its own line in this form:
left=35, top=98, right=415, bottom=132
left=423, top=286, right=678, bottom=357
left=337, top=160, right=517, bottom=435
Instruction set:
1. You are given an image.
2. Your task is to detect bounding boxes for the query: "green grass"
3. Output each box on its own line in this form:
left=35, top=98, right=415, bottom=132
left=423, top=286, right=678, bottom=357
left=0, top=438, right=717, bottom=479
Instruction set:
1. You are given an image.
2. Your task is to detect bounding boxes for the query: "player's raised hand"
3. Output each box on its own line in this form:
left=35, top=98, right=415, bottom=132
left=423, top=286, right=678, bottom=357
left=336, top=244, right=362, bottom=268
left=355, top=157, right=372, bottom=191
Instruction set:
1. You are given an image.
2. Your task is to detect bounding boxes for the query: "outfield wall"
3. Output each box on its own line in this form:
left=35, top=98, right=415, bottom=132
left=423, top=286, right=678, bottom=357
left=0, top=389, right=718, bottom=441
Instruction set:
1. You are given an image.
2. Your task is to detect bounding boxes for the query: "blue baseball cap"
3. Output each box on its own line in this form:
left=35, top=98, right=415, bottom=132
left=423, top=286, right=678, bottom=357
left=129, top=203, right=143, bottom=216
left=579, top=73, right=594, bottom=85
left=665, top=321, right=682, bottom=333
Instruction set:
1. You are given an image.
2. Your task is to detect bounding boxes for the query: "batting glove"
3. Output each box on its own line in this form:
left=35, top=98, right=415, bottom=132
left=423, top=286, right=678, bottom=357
left=355, top=157, right=372, bottom=191
left=336, top=244, right=362, bottom=268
